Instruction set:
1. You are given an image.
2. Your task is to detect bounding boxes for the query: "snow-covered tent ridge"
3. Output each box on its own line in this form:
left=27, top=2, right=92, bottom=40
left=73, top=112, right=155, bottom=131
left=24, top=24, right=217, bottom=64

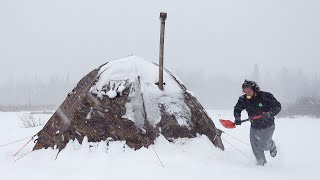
left=33, top=56, right=224, bottom=151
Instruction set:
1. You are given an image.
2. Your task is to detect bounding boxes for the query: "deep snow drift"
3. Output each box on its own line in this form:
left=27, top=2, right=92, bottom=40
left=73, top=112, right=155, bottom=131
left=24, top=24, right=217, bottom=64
left=0, top=110, right=319, bottom=180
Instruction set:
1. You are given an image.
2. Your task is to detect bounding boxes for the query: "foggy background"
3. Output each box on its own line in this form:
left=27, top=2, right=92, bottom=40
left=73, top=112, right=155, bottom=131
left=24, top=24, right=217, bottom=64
left=0, top=0, right=319, bottom=110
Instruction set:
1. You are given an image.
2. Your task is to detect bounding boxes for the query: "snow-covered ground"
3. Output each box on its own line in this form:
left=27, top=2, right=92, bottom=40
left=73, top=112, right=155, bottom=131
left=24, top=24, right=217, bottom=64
left=0, top=110, right=319, bottom=180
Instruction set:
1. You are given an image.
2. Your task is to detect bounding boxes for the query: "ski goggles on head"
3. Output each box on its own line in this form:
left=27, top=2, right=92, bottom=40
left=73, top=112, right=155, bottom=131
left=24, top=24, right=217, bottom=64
left=242, top=80, right=255, bottom=88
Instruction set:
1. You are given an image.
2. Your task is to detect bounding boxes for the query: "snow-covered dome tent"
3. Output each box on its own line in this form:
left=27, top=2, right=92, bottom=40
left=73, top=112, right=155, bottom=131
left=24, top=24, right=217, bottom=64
left=33, top=56, right=224, bottom=151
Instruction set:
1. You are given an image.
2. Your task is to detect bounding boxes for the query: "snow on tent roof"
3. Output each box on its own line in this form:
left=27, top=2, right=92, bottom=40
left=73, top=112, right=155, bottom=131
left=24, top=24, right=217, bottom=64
left=33, top=55, right=224, bottom=151
left=91, top=56, right=185, bottom=127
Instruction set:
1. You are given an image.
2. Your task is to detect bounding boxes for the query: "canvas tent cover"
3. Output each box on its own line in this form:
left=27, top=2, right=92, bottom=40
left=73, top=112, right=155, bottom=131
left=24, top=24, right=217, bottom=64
left=33, top=56, right=224, bottom=151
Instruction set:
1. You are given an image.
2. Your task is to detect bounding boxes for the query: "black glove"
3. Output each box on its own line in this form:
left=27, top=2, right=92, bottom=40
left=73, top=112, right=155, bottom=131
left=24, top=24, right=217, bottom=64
left=234, top=118, right=242, bottom=125
left=262, top=112, right=272, bottom=119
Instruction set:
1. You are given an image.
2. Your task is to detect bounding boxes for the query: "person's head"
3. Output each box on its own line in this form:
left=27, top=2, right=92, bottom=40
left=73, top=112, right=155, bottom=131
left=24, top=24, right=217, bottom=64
left=242, top=80, right=260, bottom=99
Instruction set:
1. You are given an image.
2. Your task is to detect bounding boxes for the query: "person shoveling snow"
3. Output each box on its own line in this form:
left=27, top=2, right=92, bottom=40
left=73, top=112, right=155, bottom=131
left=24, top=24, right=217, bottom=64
left=230, top=80, right=281, bottom=166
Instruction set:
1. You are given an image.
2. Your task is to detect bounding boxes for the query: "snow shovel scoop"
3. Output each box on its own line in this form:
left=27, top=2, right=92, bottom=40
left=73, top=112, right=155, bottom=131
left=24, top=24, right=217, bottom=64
left=219, top=115, right=263, bottom=129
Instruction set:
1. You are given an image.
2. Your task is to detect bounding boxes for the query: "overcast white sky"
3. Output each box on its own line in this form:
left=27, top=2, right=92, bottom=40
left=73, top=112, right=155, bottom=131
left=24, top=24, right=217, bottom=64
left=0, top=0, right=319, bottom=108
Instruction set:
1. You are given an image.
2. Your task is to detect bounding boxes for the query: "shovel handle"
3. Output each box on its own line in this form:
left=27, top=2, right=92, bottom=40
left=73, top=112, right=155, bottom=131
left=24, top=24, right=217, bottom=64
left=241, top=115, right=263, bottom=123
left=241, top=119, right=250, bottom=123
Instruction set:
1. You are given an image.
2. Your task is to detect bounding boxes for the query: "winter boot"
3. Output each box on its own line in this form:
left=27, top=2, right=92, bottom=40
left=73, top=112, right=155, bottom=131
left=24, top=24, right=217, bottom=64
left=270, top=144, right=277, bottom=157
left=257, top=159, right=267, bottom=166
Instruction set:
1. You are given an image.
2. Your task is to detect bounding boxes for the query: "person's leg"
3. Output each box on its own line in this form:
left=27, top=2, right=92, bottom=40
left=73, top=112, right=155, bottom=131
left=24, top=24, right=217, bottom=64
left=250, top=127, right=267, bottom=166
left=257, top=125, right=275, bottom=152
left=259, top=125, right=277, bottom=157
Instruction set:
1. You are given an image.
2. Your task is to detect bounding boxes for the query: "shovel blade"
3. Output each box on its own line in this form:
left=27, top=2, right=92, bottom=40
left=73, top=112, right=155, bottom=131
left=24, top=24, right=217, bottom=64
left=219, top=119, right=236, bottom=129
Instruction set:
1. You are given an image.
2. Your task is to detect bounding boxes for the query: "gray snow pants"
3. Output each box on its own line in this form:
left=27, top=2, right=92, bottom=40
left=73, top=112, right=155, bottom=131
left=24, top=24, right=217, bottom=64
left=250, top=125, right=275, bottom=165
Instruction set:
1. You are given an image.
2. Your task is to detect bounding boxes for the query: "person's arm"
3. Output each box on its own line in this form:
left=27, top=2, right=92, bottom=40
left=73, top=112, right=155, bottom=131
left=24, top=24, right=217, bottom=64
left=265, top=93, right=282, bottom=117
left=234, top=97, right=245, bottom=120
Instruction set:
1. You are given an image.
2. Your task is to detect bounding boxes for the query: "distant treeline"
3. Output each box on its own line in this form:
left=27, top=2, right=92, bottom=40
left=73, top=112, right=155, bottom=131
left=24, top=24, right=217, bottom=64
left=176, top=64, right=320, bottom=110
left=0, top=104, right=57, bottom=112
left=279, top=96, right=320, bottom=118
left=0, top=75, right=74, bottom=107
left=1, top=65, right=320, bottom=116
